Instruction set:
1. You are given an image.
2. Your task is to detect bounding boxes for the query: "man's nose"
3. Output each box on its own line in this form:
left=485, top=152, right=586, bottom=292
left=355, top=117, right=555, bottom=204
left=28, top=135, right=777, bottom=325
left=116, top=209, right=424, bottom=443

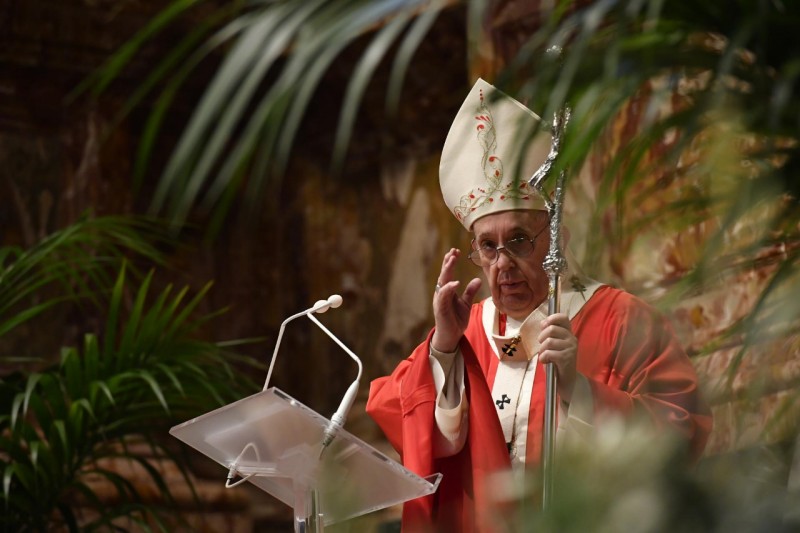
left=495, top=247, right=515, bottom=269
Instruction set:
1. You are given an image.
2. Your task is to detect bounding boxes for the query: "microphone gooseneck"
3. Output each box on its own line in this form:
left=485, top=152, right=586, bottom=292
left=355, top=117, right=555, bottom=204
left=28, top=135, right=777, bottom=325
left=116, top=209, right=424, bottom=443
left=305, top=312, right=362, bottom=449
left=262, top=294, right=345, bottom=391
left=261, top=295, right=362, bottom=452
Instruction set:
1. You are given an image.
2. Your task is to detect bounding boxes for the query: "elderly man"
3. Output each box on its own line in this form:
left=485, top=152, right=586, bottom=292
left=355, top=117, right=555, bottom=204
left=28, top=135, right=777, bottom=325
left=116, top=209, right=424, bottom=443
left=366, top=79, right=712, bottom=532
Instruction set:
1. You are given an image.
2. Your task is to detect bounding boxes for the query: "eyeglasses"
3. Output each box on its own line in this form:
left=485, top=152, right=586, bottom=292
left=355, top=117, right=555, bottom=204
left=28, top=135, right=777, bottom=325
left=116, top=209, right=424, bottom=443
left=468, top=225, right=548, bottom=267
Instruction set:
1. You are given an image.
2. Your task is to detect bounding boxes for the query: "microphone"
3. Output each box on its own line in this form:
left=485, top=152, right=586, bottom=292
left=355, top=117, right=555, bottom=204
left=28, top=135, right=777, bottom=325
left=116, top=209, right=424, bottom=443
left=261, top=295, right=362, bottom=451
left=312, top=294, right=343, bottom=314
left=262, top=294, right=345, bottom=391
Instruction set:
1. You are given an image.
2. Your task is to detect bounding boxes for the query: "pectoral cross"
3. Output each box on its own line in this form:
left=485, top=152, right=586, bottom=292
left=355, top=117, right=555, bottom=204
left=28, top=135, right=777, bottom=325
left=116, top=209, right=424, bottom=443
left=502, top=335, right=521, bottom=357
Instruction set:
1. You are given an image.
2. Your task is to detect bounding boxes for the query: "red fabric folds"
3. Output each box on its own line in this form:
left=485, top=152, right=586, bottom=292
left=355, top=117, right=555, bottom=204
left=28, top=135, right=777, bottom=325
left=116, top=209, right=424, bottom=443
left=366, top=286, right=712, bottom=531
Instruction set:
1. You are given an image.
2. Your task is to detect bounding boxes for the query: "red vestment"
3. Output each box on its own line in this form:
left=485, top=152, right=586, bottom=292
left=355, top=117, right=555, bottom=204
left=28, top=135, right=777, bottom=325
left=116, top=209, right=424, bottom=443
left=366, top=286, right=712, bottom=532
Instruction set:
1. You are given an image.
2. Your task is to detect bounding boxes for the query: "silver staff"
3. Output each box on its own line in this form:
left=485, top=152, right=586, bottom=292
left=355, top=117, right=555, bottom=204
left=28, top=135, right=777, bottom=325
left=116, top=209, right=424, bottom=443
left=529, top=104, right=570, bottom=510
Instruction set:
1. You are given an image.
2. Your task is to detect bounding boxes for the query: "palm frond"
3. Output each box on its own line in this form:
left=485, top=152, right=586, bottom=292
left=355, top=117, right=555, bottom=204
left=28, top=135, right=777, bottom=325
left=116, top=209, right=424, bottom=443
left=86, top=0, right=445, bottom=228
left=0, top=264, right=260, bottom=530
left=0, top=216, right=172, bottom=351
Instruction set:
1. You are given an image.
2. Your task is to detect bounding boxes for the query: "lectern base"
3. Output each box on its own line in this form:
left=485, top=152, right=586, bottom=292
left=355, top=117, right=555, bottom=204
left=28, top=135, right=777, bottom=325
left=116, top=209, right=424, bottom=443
left=295, top=487, right=323, bottom=533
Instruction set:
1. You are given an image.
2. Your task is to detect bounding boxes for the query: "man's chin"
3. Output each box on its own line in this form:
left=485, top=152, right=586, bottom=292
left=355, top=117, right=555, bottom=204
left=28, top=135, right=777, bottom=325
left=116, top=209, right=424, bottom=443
left=496, top=295, right=535, bottom=319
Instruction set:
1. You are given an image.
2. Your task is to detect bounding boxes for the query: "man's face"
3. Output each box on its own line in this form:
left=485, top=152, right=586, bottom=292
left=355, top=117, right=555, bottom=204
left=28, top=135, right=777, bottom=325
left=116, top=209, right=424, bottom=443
left=471, top=210, right=550, bottom=320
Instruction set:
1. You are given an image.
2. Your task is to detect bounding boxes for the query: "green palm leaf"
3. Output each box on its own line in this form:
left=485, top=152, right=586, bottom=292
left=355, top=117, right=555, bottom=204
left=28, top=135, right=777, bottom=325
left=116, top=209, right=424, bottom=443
left=85, top=0, right=441, bottom=228
left=1, top=261, right=260, bottom=530
left=0, top=216, right=171, bottom=355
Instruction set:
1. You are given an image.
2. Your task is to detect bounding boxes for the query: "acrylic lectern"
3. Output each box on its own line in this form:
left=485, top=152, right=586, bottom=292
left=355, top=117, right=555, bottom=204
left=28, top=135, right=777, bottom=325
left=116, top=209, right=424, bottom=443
left=170, top=387, right=441, bottom=532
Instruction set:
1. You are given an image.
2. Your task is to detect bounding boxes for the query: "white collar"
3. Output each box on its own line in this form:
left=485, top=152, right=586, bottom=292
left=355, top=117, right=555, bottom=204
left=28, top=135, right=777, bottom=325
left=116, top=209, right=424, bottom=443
left=481, top=276, right=605, bottom=360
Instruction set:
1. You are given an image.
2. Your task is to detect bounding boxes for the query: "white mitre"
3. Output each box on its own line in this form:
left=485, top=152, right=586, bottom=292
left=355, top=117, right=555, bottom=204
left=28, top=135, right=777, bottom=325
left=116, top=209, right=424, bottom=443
left=439, top=78, right=552, bottom=231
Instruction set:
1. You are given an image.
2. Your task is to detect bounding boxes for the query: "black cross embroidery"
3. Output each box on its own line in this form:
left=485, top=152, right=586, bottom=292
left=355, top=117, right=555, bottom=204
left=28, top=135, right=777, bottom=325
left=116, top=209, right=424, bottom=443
left=496, top=394, right=511, bottom=409
left=502, top=336, right=521, bottom=357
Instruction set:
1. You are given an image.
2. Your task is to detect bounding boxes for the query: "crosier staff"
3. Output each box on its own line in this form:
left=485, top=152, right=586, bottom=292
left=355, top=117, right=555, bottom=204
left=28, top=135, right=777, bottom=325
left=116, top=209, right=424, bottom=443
left=528, top=103, right=570, bottom=510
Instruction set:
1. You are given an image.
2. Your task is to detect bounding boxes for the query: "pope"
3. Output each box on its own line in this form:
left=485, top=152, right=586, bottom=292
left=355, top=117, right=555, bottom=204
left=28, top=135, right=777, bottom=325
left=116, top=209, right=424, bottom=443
left=366, top=78, right=712, bottom=532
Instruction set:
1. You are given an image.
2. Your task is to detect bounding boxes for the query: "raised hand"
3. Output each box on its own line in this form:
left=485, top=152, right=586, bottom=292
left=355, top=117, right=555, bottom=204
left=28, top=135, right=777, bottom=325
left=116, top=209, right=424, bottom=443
left=431, top=248, right=482, bottom=353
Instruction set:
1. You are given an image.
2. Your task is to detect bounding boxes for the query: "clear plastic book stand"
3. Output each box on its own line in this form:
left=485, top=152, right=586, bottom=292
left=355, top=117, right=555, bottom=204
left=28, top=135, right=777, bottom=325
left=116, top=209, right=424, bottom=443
left=170, top=387, right=441, bottom=532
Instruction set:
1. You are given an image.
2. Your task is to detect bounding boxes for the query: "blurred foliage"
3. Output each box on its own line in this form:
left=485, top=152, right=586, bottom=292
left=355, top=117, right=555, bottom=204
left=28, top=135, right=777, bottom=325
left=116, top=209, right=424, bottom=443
left=492, top=417, right=800, bottom=532
left=507, top=0, right=800, bottom=385
left=0, top=218, right=260, bottom=531
left=76, top=0, right=455, bottom=231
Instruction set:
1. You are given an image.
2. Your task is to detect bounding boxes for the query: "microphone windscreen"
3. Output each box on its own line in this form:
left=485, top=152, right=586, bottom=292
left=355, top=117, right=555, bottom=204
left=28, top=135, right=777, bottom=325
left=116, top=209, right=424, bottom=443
left=328, top=294, right=343, bottom=308
left=313, top=299, right=330, bottom=313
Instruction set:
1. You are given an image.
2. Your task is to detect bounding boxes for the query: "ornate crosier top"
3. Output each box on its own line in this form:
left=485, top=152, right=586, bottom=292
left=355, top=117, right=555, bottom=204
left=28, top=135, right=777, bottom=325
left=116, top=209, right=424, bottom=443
left=452, top=89, right=533, bottom=223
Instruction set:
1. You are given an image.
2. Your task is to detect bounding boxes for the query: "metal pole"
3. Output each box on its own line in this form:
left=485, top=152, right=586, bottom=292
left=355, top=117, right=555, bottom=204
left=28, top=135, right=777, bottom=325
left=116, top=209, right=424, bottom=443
left=529, top=104, right=570, bottom=510
left=541, top=166, right=567, bottom=510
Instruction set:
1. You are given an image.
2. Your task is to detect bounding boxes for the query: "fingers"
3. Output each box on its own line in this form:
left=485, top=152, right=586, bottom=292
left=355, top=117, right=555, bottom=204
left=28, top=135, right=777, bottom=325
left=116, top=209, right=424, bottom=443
left=537, top=312, right=577, bottom=402
left=538, top=337, right=575, bottom=356
left=542, top=313, right=570, bottom=329
left=435, top=278, right=481, bottom=307
left=537, top=315, right=577, bottom=361
left=434, top=281, right=461, bottom=308
left=430, top=248, right=481, bottom=353
left=462, top=277, right=483, bottom=304
left=537, top=314, right=572, bottom=346
left=434, top=248, right=462, bottom=303
left=437, top=248, right=461, bottom=287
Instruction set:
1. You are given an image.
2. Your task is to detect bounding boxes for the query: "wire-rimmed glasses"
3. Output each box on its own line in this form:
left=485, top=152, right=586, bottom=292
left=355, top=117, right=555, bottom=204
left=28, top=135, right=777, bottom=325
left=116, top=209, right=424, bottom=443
left=467, top=225, right=548, bottom=267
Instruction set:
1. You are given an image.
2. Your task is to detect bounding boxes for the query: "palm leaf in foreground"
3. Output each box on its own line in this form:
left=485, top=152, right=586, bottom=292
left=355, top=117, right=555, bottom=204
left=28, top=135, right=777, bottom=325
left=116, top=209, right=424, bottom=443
left=0, top=265, right=259, bottom=531
left=86, top=0, right=448, bottom=228
left=503, top=1, right=800, bottom=373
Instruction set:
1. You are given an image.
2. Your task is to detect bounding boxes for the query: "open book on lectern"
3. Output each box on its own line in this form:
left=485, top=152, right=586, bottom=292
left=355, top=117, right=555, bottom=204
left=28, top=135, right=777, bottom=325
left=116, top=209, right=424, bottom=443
left=170, top=295, right=441, bottom=526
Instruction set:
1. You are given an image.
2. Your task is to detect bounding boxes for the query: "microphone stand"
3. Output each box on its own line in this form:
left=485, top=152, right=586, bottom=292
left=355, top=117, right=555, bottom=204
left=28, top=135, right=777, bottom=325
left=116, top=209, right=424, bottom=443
left=171, top=295, right=434, bottom=533
left=258, top=295, right=362, bottom=532
left=263, top=295, right=344, bottom=392
left=306, top=313, right=362, bottom=452
left=261, top=295, right=362, bottom=451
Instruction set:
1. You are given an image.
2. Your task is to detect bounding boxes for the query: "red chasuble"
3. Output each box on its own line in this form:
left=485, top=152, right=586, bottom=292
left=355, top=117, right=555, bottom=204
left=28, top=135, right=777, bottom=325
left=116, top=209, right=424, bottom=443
left=366, top=286, right=712, bottom=532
